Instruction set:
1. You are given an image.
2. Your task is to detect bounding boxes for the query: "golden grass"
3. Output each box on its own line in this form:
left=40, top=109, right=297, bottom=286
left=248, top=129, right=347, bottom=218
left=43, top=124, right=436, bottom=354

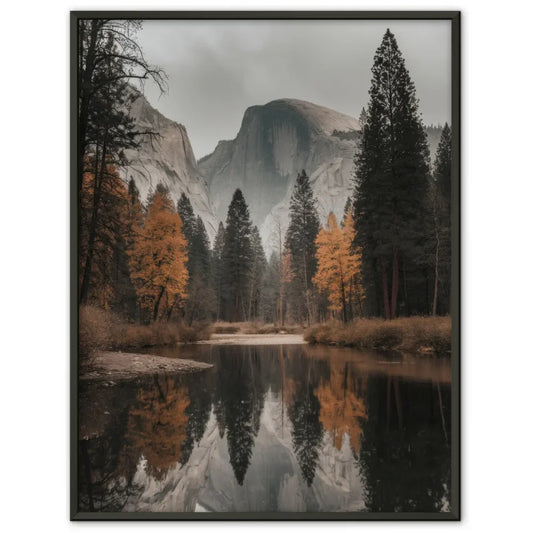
left=304, top=316, right=451, bottom=355
left=79, top=306, right=211, bottom=364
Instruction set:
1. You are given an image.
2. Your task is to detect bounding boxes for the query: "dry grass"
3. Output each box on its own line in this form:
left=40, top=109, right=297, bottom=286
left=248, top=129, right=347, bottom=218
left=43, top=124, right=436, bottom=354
left=79, top=306, right=211, bottom=365
left=79, top=306, right=113, bottom=365
left=304, top=316, right=451, bottom=355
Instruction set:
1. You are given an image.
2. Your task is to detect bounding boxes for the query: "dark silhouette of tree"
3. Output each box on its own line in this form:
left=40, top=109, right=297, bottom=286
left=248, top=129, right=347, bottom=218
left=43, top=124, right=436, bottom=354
left=358, top=377, right=451, bottom=512
left=430, top=123, right=452, bottom=314
left=211, top=222, right=226, bottom=321
left=212, top=347, right=265, bottom=485
left=221, top=190, right=253, bottom=321
left=353, top=29, right=431, bottom=318
left=288, top=364, right=324, bottom=486
left=248, top=226, right=267, bottom=320
left=180, top=373, right=213, bottom=466
left=285, top=170, right=320, bottom=325
left=177, top=193, right=196, bottom=245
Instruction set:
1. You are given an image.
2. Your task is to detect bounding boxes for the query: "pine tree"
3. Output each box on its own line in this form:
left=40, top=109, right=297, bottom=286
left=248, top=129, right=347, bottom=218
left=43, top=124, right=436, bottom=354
left=183, top=215, right=215, bottom=324
left=285, top=170, right=320, bottom=325
left=190, top=215, right=211, bottom=282
left=177, top=193, right=196, bottom=246
left=435, top=123, right=452, bottom=207
left=431, top=123, right=452, bottom=314
left=353, top=29, right=431, bottom=319
left=211, top=222, right=226, bottom=321
left=248, top=226, right=267, bottom=320
left=221, top=189, right=253, bottom=321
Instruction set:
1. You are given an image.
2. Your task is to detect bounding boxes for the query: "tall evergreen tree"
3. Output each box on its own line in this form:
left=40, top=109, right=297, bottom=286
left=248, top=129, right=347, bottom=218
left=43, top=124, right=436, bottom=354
left=353, top=29, right=431, bottom=319
left=434, top=123, right=452, bottom=214
left=211, top=222, right=226, bottom=321
left=247, top=226, right=267, bottom=320
left=285, top=170, right=320, bottom=325
left=431, top=123, right=452, bottom=314
left=221, top=189, right=253, bottom=321
left=190, top=215, right=211, bottom=282
left=176, top=193, right=196, bottom=246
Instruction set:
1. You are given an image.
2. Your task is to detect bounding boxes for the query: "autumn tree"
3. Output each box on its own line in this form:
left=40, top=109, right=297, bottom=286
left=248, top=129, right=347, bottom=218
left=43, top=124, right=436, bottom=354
left=78, top=19, right=166, bottom=304
left=353, top=29, right=431, bottom=319
left=128, top=187, right=188, bottom=321
left=79, top=163, right=130, bottom=308
left=314, top=212, right=364, bottom=322
left=285, top=170, right=320, bottom=325
left=221, top=189, right=253, bottom=322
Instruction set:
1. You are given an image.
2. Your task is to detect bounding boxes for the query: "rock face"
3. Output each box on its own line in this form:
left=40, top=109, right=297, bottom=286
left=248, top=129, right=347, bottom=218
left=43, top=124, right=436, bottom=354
left=198, top=99, right=360, bottom=253
left=120, top=93, right=218, bottom=240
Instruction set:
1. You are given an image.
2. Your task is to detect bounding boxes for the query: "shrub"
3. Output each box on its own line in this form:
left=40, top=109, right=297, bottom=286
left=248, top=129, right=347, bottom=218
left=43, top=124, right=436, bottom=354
left=79, top=306, right=114, bottom=365
left=305, top=316, right=451, bottom=356
left=79, top=306, right=212, bottom=358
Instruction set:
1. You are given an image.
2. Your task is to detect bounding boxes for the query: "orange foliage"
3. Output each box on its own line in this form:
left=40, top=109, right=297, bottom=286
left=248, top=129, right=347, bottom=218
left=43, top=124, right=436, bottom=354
left=313, top=212, right=364, bottom=315
left=317, top=363, right=367, bottom=454
left=120, top=377, right=190, bottom=480
left=79, top=162, right=128, bottom=308
left=128, top=190, right=189, bottom=321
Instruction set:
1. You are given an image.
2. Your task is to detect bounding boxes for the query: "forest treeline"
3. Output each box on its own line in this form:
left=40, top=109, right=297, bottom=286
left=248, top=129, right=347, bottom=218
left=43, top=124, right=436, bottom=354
left=78, top=22, right=452, bottom=327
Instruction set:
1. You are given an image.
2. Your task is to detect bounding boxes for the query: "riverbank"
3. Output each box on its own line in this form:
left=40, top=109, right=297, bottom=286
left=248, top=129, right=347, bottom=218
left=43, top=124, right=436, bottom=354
left=80, top=351, right=213, bottom=382
left=197, top=333, right=306, bottom=345
left=305, top=316, right=451, bottom=355
left=80, top=306, right=210, bottom=364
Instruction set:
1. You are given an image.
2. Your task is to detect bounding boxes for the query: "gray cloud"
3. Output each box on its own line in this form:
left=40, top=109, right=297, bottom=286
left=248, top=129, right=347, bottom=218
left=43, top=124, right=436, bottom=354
left=136, top=19, right=451, bottom=159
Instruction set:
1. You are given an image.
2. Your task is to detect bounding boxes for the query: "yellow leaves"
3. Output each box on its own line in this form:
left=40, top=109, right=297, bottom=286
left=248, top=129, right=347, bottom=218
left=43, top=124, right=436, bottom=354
left=313, top=212, right=364, bottom=314
left=129, top=191, right=189, bottom=320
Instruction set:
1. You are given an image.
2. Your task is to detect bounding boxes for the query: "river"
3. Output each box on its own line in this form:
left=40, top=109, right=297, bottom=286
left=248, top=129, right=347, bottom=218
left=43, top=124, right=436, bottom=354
left=78, top=339, right=451, bottom=514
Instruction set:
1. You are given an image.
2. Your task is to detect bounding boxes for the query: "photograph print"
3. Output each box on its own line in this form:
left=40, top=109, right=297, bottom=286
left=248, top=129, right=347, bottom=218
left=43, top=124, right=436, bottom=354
left=72, top=11, right=459, bottom=520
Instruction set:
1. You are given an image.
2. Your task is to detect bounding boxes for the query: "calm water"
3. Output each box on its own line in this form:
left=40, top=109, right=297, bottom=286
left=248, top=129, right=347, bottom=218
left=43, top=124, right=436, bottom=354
left=78, top=343, right=451, bottom=513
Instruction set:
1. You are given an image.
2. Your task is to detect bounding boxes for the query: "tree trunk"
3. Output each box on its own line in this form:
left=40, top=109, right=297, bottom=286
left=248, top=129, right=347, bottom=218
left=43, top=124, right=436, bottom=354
left=303, top=256, right=311, bottom=327
left=381, top=260, right=391, bottom=320
left=432, top=225, right=440, bottom=316
left=152, top=286, right=166, bottom=322
left=390, top=248, right=399, bottom=319
left=340, top=278, right=348, bottom=323
left=78, top=20, right=101, bottom=190
left=80, top=143, right=106, bottom=304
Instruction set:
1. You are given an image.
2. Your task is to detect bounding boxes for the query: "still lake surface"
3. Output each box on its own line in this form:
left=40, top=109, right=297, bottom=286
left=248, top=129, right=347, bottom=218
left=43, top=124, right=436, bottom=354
left=79, top=342, right=451, bottom=513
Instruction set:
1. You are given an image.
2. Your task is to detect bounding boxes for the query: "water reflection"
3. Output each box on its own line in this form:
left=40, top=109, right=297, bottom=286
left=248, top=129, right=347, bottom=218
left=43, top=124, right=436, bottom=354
left=79, top=344, right=451, bottom=513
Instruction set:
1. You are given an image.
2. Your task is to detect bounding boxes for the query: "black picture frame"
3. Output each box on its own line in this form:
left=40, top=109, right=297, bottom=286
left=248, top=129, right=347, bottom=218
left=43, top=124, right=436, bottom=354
left=70, top=10, right=461, bottom=521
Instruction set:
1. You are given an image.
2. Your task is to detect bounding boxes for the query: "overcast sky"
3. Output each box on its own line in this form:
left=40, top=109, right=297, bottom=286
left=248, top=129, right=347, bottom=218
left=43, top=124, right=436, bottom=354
left=137, top=19, right=451, bottom=159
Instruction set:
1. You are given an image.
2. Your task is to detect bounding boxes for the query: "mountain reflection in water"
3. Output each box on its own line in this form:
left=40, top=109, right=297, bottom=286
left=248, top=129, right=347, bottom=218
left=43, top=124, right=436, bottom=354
left=78, top=344, right=451, bottom=513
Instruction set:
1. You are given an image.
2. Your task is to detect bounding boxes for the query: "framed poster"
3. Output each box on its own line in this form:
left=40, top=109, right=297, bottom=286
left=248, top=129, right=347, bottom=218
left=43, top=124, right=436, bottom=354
left=71, top=11, right=460, bottom=520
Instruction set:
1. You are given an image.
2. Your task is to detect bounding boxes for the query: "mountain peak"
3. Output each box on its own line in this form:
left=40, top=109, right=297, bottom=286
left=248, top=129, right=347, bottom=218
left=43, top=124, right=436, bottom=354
left=256, top=98, right=360, bottom=135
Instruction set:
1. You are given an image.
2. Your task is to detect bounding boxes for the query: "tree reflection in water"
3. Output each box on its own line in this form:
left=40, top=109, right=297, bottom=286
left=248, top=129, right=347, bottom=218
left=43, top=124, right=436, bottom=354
left=78, top=344, right=451, bottom=513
